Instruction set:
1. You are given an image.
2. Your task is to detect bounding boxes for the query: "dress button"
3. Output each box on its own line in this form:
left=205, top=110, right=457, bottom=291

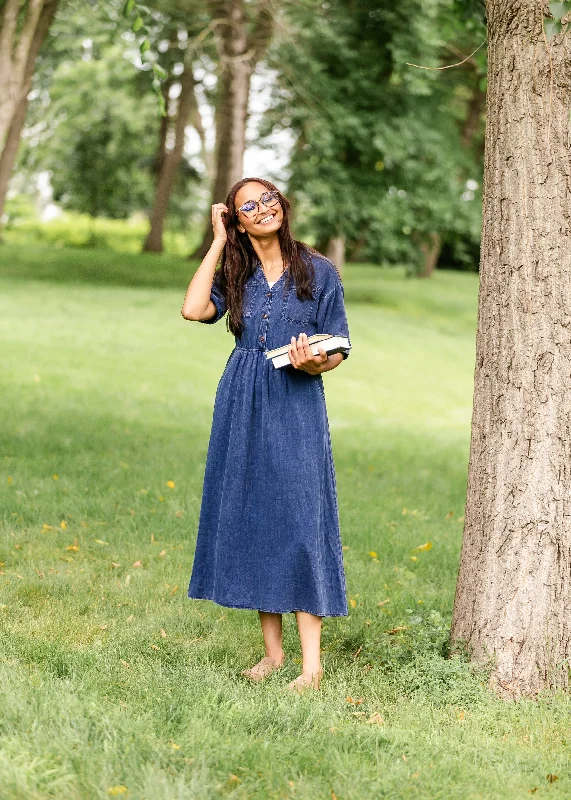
left=262, top=313, right=268, bottom=319
left=260, top=336, right=265, bottom=343
left=266, top=292, right=271, bottom=297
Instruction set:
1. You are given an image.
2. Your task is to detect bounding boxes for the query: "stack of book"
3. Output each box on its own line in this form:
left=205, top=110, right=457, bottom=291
left=265, top=334, right=351, bottom=369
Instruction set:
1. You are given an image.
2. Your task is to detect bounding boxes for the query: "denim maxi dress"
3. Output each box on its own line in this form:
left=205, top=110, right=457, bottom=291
left=187, top=252, right=351, bottom=617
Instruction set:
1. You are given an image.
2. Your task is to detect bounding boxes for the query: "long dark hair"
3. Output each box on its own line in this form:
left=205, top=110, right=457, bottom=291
left=216, top=177, right=315, bottom=337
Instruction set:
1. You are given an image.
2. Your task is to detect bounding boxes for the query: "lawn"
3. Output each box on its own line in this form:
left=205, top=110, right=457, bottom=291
left=0, top=244, right=569, bottom=800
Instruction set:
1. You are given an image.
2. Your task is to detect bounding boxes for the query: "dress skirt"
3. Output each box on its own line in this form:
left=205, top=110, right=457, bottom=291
left=187, top=253, right=350, bottom=617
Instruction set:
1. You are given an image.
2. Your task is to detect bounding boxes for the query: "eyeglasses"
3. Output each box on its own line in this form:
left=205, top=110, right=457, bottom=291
left=236, top=190, right=280, bottom=219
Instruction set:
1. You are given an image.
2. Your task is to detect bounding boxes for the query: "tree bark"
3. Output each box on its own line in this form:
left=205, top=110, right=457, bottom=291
left=325, top=235, right=346, bottom=276
left=0, top=0, right=46, bottom=148
left=0, top=0, right=58, bottom=232
left=191, top=1, right=273, bottom=259
left=450, top=0, right=571, bottom=698
left=416, top=232, right=442, bottom=278
left=143, top=64, right=196, bottom=253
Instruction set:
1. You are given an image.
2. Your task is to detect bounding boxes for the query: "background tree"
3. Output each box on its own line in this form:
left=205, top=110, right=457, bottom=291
left=0, top=0, right=58, bottom=237
left=263, top=0, right=485, bottom=273
left=141, top=1, right=213, bottom=253
left=450, top=0, right=571, bottom=697
left=25, top=48, right=159, bottom=219
left=192, top=0, right=274, bottom=258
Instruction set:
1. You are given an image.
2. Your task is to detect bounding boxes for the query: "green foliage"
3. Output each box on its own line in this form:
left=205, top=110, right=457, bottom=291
left=2, top=213, right=199, bottom=255
left=121, top=0, right=168, bottom=114
left=265, top=0, right=484, bottom=270
left=20, top=48, right=158, bottom=218
left=544, top=1, right=571, bottom=38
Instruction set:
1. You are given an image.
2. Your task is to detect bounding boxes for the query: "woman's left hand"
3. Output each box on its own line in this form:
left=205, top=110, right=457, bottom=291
left=288, top=333, right=329, bottom=374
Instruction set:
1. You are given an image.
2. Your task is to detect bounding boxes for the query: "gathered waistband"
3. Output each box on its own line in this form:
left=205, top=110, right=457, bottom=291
left=234, top=346, right=267, bottom=353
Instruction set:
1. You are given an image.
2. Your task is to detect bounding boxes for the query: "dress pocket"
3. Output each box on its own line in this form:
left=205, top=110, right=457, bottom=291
left=242, top=280, right=260, bottom=318
left=281, top=285, right=319, bottom=325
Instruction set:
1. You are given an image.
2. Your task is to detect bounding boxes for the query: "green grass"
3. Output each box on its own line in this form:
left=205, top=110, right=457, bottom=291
left=1, top=244, right=569, bottom=800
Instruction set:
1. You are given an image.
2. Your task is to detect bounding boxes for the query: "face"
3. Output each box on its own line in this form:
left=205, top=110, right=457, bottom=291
left=234, top=182, right=284, bottom=238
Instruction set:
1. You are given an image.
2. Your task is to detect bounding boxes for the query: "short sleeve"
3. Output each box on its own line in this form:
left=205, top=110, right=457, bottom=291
left=316, top=273, right=351, bottom=359
left=199, top=275, right=227, bottom=324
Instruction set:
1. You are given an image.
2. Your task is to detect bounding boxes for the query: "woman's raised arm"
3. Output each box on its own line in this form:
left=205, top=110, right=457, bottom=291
left=181, top=204, right=228, bottom=321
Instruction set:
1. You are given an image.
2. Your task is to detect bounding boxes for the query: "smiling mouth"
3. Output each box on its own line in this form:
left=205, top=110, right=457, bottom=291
left=257, top=213, right=276, bottom=225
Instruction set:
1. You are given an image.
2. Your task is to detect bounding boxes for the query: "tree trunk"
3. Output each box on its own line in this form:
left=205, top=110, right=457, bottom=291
left=325, top=235, right=346, bottom=277
left=416, top=232, right=442, bottom=278
left=192, top=0, right=252, bottom=259
left=450, top=0, right=571, bottom=699
left=0, top=0, right=58, bottom=233
left=0, top=0, right=46, bottom=147
left=143, top=65, right=196, bottom=253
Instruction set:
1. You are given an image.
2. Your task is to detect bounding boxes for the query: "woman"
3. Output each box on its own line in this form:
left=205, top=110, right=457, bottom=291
left=182, top=177, right=351, bottom=691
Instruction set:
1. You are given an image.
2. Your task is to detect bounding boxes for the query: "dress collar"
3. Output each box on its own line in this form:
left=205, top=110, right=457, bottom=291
left=254, top=256, right=288, bottom=289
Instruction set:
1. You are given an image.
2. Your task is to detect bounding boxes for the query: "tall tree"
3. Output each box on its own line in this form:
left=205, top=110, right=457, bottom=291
left=0, top=0, right=58, bottom=234
left=192, top=0, right=273, bottom=258
left=450, top=0, right=571, bottom=698
left=0, top=0, right=53, bottom=145
left=143, top=56, right=198, bottom=251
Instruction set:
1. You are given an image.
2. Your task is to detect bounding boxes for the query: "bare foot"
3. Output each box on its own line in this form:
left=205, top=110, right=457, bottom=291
left=286, top=668, right=323, bottom=692
left=241, top=655, right=284, bottom=682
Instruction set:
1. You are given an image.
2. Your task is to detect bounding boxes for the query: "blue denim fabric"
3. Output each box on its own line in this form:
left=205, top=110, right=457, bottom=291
left=187, top=252, right=350, bottom=616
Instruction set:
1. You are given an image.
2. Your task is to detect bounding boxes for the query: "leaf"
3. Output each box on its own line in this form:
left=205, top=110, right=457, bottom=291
left=53, top=474, right=59, bottom=480
left=152, top=63, right=168, bottom=80
left=546, top=774, right=559, bottom=783
left=94, top=539, right=109, bottom=545
left=384, top=626, right=408, bottom=634
left=549, top=1, right=569, bottom=20
left=132, top=15, right=143, bottom=31
left=166, top=480, right=175, bottom=488
left=132, top=560, right=142, bottom=568
left=377, top=598, right=390, bottom=606
left=366, top=712, right=384, bottom=725
left=544, top=18, right=563, bottom=39
left=122, top=0, right=135, bottom=15
left=60, top=520, right=67, bottom=528
left=111, top=562, right=121, bottom=568
left=150, top=644, right=159, bottom=651
left=107, top=788, right=128, bottom=797
left=67, top=541, right=79, bottom=552
left=42, top=524, right=54, bottom=531
left=368, top=551, right=377, bottom=558
left=160, top=628, right=167, bottom=638
left=411, top=542, right=432, bottom=552
left=158, top=550, right=166, bottom=557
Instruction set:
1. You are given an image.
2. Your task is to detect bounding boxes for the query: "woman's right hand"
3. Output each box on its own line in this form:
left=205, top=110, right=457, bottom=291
left=212, top=203, right=229, bottom=243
